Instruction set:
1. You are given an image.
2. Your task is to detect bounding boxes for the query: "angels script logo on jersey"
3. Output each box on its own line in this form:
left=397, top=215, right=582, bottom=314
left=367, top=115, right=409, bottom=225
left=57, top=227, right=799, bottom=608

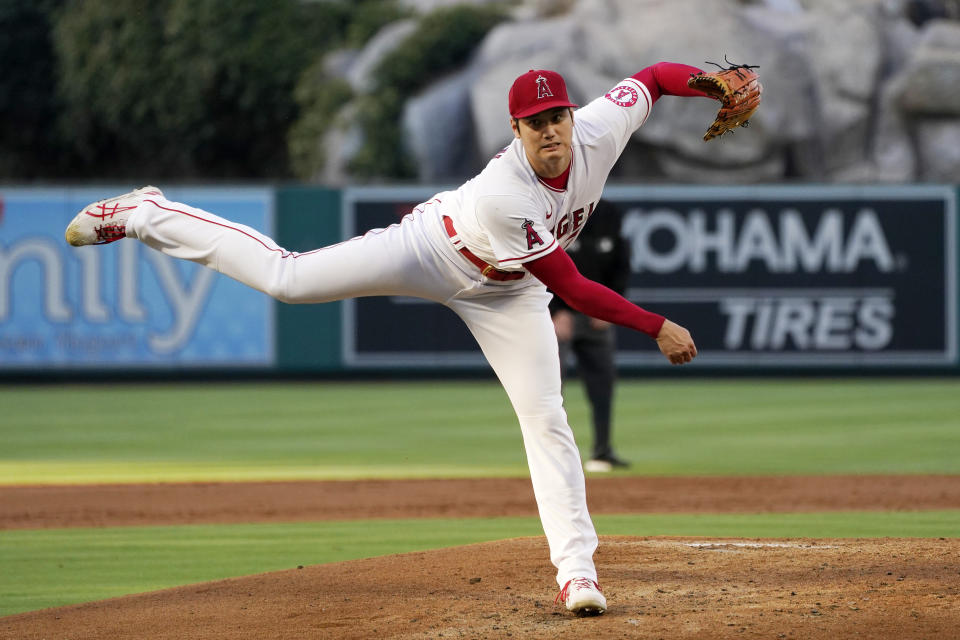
left=536, top=74, right=553, bottom=99
left=605, top=84, right=639, bottom=108
left=522, top=219, right=544, bottom=249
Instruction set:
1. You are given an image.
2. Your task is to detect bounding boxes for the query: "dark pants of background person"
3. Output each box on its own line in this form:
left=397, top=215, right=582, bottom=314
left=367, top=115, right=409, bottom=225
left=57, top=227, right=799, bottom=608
left=558, top=313, right=616, bottom=460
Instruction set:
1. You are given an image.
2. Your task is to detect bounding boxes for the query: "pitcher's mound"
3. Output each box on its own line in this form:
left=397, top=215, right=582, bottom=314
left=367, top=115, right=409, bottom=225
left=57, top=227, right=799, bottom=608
left=3, top=536, right=957, bottom=639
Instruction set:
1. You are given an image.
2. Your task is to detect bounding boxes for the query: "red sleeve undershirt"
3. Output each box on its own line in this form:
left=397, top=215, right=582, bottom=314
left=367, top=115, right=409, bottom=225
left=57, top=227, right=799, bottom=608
left=526, top=248, right=665, bottom=338
left=524, top=62, right=709, bottom=338
left=631, top=61, right=709, bottom=102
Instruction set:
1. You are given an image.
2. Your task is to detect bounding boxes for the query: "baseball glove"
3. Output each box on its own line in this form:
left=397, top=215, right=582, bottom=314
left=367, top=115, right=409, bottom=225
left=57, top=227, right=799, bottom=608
left=688, top=58, right=762, bottom=141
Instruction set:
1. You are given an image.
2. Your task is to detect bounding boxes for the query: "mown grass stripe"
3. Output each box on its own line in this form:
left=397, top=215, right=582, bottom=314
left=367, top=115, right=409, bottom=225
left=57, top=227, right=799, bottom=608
left=2, top=510, right=958, bottom=617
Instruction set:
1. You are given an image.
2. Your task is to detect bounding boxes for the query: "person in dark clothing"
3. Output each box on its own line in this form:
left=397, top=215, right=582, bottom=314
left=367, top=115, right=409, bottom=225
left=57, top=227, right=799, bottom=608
left=549, top=199, right=632, bottom=472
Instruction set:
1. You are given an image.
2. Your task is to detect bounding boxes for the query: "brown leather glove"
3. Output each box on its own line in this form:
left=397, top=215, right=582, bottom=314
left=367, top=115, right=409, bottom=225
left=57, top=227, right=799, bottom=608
left=688, top=59, right=762, bottom=141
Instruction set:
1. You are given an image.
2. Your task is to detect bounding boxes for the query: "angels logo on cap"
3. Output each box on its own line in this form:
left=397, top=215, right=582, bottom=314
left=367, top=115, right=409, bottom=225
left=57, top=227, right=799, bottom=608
left=536, top=74, right=553, bottom=99
left=509, top=69, right=578, bottom=119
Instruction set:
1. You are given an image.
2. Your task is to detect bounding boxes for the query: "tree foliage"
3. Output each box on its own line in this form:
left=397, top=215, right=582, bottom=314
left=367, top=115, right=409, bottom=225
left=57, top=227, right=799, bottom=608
left=287, top=59, right=354, bottom=181
left=54, top=1, right=173, bottom=177
left=53, top=0, right=337, bottom=179
left=2, top=0, right=501, bottom=181
left=0, top=0, right=65, bottom=178
left=349, top=4, right=508, bottom=179
left=285, top=0, right=408, bottom=181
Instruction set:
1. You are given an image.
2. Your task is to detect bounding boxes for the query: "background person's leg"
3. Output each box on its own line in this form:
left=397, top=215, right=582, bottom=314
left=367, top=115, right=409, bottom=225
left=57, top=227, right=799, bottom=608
left=572, top=318, right=617, bottom=461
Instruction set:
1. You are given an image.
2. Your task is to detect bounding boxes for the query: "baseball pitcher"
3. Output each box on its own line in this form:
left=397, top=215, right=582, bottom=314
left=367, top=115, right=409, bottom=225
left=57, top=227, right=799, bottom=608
left=65, top=60, right=760, bottom=615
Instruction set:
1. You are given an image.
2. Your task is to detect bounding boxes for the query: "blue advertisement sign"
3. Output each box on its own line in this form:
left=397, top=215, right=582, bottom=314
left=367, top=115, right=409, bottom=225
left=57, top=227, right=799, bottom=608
left=0, top=187, right=274, bottom=368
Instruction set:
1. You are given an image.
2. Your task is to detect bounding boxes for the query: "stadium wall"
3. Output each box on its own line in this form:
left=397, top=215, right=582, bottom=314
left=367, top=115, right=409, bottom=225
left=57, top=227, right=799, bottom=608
left=0, top=184, right=956, bottom=377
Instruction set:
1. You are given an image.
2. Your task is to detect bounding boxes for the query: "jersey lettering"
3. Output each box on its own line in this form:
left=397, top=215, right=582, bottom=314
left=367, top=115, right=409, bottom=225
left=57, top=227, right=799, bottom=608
left=572, top=206, right=585, bottom=230
left=554, top=201, right=597, bottom=243
left=522, top=219, right=544, bottom=249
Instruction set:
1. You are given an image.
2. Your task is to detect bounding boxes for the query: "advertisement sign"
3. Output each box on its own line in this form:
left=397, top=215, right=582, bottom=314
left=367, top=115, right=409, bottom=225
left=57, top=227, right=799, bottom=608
left=341, top=187, right=481, bottom=367
left=605, top=185, right=956, bottom=366
left=0, top=187, right=274, bottom=369
left=345, top=185, right=957, bottom=368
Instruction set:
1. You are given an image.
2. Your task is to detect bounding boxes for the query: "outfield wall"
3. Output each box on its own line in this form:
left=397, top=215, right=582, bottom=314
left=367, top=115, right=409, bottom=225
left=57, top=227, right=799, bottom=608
left=1, top=184, right=957, bottom=375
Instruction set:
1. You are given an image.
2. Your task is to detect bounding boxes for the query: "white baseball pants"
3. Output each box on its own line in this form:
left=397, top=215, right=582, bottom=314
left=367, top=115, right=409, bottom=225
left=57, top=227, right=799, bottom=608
left=126, top=195, right=599, bottom=586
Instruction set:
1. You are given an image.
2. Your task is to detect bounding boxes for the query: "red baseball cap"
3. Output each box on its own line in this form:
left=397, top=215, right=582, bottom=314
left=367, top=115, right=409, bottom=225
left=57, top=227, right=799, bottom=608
left=508, top=69, right=578, bottom=119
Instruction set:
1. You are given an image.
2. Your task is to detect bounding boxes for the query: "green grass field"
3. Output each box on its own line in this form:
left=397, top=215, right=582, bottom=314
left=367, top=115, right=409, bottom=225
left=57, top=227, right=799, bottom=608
left=1, top=378, right=958, bottom=616
left=2, top=379, right=958, bottom=484
left=3, top=511, right=958, bottom=617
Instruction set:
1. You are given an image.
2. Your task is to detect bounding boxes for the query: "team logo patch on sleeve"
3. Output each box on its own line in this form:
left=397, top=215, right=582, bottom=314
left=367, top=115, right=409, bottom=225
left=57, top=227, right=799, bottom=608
left=522, top=219, right=544, bottom=249
left=605, top=84, right=639, bottom=107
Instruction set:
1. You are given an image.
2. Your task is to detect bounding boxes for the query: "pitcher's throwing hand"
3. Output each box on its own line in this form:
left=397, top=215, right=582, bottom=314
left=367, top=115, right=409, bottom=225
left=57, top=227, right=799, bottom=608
left=656, top=319, right=698, bottom=365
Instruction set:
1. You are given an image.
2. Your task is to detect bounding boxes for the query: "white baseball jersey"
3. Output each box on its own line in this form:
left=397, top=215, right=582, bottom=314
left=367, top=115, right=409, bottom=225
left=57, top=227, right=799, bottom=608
left=441, top=76, right=653, bottom=272
left=102, top=73, right=663, bottom=594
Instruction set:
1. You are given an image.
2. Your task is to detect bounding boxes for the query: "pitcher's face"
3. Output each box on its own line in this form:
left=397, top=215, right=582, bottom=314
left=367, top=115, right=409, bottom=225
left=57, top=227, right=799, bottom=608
left=511, top=107, right=574, bottom=178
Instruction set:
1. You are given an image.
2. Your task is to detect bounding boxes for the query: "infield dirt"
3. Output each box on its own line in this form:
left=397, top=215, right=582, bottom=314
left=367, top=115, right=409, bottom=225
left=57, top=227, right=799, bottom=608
left=1, top=475, right=958, bottom=639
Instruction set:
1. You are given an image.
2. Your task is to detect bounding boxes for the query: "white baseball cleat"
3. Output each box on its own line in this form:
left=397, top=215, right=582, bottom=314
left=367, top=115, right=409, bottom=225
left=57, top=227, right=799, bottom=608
left=65, top=186, right=164, bottom=246
left=584, top=459, right=614, bottom=473
left=556, top=577, right=607, bottom=616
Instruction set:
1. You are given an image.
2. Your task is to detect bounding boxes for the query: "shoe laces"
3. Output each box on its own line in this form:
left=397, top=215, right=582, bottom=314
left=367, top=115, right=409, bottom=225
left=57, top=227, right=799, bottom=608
left=94, top=224, right=126, bottom=244
left=555, top=577, right=601, bottom=604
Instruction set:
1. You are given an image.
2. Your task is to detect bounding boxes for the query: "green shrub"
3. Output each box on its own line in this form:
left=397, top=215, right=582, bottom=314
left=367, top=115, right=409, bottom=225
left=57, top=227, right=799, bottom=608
left=0, top=0, right=65, bottom=178
left=53, top=1, right=171, bottom=176
left=52, top=0, right=342, bottom=179
left=344, top=0, right=410, bottom=48
left=160, top=0, right=323, bottom=177
left=374, top=4, right=507, bottom=95
left=287, top=59, right=354, bottom=181
left=3, top=0, right=499, bottom=180
left=348, top=88, right=416, bottom=179
left=349, top=3, right=508, bottom=179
